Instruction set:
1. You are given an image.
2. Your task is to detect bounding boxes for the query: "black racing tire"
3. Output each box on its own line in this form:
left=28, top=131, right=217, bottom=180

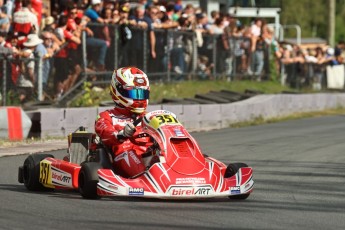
left=225, top=162, right=250, bottom=200
left=78, top=162, right=101, bottom=199
left=22, top=154, right=54, bottom=191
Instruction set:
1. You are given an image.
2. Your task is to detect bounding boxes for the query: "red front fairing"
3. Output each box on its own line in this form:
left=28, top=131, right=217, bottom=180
left=97, top=160, right=253, bottom=198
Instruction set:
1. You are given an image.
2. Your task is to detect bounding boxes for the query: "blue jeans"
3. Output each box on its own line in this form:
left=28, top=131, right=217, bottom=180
left=86, top=37, right=107, bottom=66
left=253, top=50, right=264, bottom=76
left=171, top=47, right=185, bottom=72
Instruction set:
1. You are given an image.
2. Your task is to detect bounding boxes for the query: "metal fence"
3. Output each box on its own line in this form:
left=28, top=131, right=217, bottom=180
left=83, top=23, right=272, bottom=81
left=280, top=62, right=329, bottom=90
left=1, top=23, right=274, bottom=106
left=1, top=56, right=44, bottom=106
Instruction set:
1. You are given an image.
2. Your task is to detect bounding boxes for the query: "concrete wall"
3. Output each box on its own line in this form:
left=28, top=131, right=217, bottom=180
left=37, top=93, right=345, bottom=138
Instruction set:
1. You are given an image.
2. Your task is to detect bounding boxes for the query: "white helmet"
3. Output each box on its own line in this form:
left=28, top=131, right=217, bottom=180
left=110, top=67, right=150, bottom=115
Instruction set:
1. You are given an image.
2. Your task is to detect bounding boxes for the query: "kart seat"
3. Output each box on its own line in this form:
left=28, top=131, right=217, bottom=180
left=68, top=127, right=94, bottom=165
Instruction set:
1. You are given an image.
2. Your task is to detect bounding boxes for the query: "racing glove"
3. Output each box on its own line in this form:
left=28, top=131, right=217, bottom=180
left=117, top=123, right=136, bottom=140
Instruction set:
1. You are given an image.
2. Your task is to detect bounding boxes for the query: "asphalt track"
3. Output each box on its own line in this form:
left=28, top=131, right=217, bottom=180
left=0, top=115, right=345, bottom=230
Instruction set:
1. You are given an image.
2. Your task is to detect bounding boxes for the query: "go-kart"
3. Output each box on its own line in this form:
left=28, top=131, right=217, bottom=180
left=18, top=110, right=254, bottom=199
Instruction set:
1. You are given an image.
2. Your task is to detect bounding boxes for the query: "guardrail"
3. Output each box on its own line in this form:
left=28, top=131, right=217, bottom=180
left=25, top=93, right=345, bottom=138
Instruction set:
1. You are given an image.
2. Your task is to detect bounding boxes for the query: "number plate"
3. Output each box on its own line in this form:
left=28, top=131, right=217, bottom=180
left=39, top=159, right=52, bottom=186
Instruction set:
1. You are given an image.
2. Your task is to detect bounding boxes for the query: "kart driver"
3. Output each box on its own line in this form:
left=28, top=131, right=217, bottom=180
left=95, top=67, right=150, bottom=178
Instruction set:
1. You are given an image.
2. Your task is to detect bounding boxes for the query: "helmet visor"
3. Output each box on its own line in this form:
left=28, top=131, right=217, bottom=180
left=116, top=84, right=150, bottom=100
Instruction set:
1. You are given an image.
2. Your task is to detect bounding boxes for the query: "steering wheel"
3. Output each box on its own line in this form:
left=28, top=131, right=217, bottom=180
left=128, top=116, right=153, bottom=146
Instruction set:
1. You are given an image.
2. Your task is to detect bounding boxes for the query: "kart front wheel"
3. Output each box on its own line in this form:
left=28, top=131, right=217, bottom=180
left=78, top=162, right=101, bottom=199
left=225, top=163, right=250, bottom=200
left=22, top=154, right=54, bottom=191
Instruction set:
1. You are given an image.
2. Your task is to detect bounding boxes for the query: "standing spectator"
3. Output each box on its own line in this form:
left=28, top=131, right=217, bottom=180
left=84, top=0, right=108, bottom=24
left=30, top=0, right=42, bottom=26
left=29, top=33, right=50, bottom=91
left=102, top=7, right=116, bottom=24
left=222, top=15, right=235, bottom=76
left=84, top=0, right=110, bottom=42
left=0, top=0, right=10, bottom=32
left=195, top=12, right=212, bottom=59
left=209, top=10, right=219, bottom=24
left=21, top=33, right=44, bottom=85
left=172, top=3, right=182, bottom=22
left=334, top=41, right=345, bottom=64
left=0, top=31, right=18, bottom=94
left=178, top=15, right=193, bottom=72
left=111, top=8, right=120, bottom=24
left=312, top=47, right=327, bottom=90
left=128, top=4, right=156, bottom=69
left=262, top=26, right=281, bottom=80
left=118, top=4, right=134, bottom=67
left=252, top=35, right=266, bottom=80
left=84, top=0, right=109, bottom=71
left=13, top=0, right=39, bottom=36
left=146, top=5, right=166, bottom=72
left=16, top=33, right=43, bottom=102
left=54, top=15, right=81, bottom=97
left=64, top=4, right=82, bottom=90
left=41, top=31, right=59, bottom=91
left=210, top=16, right=226, bottom=74
left=3, top=0, right=14, bottom=20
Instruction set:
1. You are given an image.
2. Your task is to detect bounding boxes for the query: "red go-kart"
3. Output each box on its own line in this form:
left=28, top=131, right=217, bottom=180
left=18, top=110, right=254, bottom=199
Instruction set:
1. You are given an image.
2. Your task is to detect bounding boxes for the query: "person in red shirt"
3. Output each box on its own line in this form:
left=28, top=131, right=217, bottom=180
left=30, top=0, right=42, bottom=26
left=13, top=0, right=39, bottom=36
left=53, top=15, right=81, bottom=97
left=95, top=67, right=150, bottom=178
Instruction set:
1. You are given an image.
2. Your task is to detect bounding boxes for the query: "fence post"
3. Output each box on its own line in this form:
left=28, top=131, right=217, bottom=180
left=143, top=29, right=147, bottom=73
left=82, top=31, right=87, bottom=78
left=280, top=62, right=286, bottom=86
left=232, top=38, right=237, bottom=78
left=166, top=30, right=171, bottom=82
left=114, top=24, right=118, bottom=69
left=212, top=35, right=217, bottom=77
left=192, top=32, right=197, bottom=79
left=37, top=57, right=43, bottom=101
left=2, top=58, right=6, bottom=106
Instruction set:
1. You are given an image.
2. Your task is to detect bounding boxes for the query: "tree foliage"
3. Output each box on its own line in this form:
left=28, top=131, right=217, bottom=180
left=281, top=0, right=345, bottom=42
left=281, top=0, right=327, bottom=38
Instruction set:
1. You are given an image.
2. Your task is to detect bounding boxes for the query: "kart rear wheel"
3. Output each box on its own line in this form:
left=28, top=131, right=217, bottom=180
left=78, top=162, right=101, bottom=199
left=22, top=154, right=54, bottom=191
left=225, top=163, right=250, bottom=200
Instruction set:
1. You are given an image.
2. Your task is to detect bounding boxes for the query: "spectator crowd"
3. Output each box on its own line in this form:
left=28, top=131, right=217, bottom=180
left=1, top=0, right=345, bottom=104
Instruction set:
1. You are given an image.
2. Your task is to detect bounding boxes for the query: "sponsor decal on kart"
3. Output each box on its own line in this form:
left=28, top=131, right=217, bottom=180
left=51, top=168, right=72, bottom=187
left=176, top=177, right=206, bottom=185
left=107, top=185, right=119, bottom=191
left=174, top=129, right=185, bottom=137
left=168, top=185, right=214, bottom=196
left=230, top=186, right=241, bottom=195
left=128, top=187, right=144, bottom=195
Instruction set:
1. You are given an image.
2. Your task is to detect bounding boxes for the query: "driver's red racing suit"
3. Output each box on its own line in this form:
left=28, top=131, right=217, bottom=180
left=95, top=107, right=150, bottom=177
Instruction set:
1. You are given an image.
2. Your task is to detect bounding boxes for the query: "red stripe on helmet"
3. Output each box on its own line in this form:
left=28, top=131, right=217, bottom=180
left=116, top=76, right=127, bottom=86
left=130, top=67, right=144, bottom=75
left=117, top=95, right=129, bottom=104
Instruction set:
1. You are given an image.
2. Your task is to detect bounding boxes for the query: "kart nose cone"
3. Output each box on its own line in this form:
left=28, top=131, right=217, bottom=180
left=166, top=138, right=205, bottom=175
